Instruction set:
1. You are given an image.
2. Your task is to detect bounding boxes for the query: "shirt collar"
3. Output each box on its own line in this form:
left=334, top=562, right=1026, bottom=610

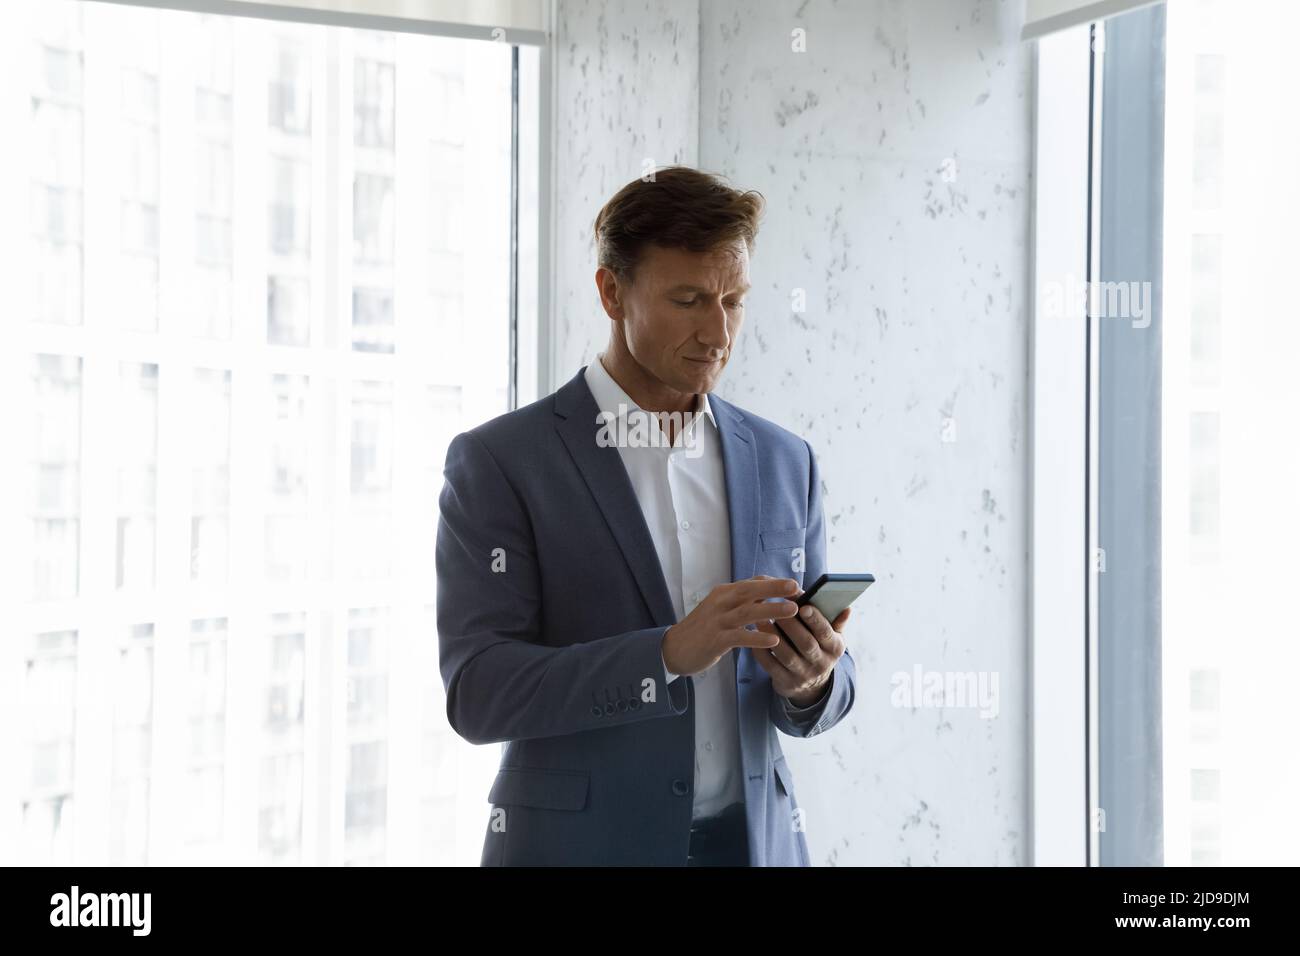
left=584, top=352, right=717, bottom=435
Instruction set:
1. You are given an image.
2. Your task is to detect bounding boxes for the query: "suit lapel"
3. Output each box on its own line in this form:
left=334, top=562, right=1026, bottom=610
left=551, top=368, right=764, bottom=665
left=709, top=394, right=762, bottom=681
left=712, top=395, right=760, bottom=585
left=554, top=368, right=677, bottom=628
left=712, top=393, right=767, bottom=861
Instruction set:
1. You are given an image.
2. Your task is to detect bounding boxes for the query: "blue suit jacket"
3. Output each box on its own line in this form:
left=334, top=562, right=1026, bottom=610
left=435, top=366, right=856, bottom=865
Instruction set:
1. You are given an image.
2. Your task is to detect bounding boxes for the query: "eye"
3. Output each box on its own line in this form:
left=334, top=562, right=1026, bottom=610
left=726, top=299, right=745, bottom=310
left=671, top=298, right=696, bottom=307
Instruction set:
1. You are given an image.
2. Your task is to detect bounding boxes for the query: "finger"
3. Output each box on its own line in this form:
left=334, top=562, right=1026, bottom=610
left=726, top=598, right=799, bottom=629
left=766, top=629, right=815, bottom=676
left=773, top=614, right=820, bottom=660
left=750, top=645, right=781, bottom=681
left=823, top=609, right=850, bottom=654
left=750, top=645, right=797, bottom=692
left=732, top=627, right=781, bottom=651
left=796, top=604, right=838, bottom=647
left=724, top=576, right=800, bottom=605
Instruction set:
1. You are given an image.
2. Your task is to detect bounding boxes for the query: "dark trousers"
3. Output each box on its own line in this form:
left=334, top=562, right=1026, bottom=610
left=687, top=802, right=749, bottom=866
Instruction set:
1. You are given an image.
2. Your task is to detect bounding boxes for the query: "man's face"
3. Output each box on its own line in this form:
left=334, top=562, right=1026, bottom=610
left=599, top=241, right=751, bottom=395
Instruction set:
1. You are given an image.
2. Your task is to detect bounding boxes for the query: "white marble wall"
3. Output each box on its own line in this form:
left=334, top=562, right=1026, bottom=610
left=550, top=0, right=701, bottom=378
left=553, top=0, right=1032, bottom=865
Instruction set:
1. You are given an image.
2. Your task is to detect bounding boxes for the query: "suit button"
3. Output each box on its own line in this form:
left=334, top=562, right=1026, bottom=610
left=591, top=706, right=603, bottom=717
left=604, top=702, right=616, bottom=716
left=615, top=698, right=627, bottom=712
left=672, top=779, right=690, bottom=796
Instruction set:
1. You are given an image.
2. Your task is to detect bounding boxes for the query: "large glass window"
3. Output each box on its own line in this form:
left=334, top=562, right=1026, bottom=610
left=1094, top=0, right=1300, bottom=865
left=0, top=0, right=534, bottom=865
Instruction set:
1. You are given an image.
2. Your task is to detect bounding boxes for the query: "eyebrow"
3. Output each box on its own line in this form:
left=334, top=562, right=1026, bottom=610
left=666, top=282, right=752, bottom=295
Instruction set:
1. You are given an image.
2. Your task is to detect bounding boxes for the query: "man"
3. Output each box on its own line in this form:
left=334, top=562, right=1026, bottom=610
left=436, top=165, right=856, bottom=866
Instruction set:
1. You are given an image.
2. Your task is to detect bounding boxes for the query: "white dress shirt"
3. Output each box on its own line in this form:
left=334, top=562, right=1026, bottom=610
left=584, top=354, right=819, bottom=821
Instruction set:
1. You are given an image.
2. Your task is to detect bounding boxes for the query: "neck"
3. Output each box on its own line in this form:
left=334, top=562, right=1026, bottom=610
left=598, top=335, right=702, bottom=444
left=599, top=339, right=699, bottom=417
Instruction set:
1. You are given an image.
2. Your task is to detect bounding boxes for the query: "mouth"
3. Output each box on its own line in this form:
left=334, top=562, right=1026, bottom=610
left=684, top=356, right=722, bottom=365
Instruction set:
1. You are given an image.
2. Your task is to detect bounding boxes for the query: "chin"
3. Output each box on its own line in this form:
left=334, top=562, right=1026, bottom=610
left=680, top=360, right=724, bottom=391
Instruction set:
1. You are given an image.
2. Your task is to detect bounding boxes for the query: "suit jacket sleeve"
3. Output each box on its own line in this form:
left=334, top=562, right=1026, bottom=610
left=769, top=439, right=857, bottom=738
left=436, top=430, right=691, bottom=746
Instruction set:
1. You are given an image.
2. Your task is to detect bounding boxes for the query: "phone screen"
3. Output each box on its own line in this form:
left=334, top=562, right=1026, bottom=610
left=775, top=574, right=874, bottom=654
left=802, top=579, right=873, bottom=621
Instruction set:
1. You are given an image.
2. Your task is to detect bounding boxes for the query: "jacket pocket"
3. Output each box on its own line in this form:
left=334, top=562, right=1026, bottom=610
left=770, top=755, right=810, bottom=865
left=488, top=766, right=590, bottom=811
left=760, top=527, right=806, bottom=551
left=772, top=755, right=795, bottom=798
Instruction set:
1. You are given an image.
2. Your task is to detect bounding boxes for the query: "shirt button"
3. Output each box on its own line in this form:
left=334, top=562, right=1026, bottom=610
left=705, top=741, right=714, bottom=752
left=680, top=519, right=691, bottom=530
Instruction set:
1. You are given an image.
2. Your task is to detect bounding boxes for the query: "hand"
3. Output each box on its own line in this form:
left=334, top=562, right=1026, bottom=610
left=662, top=576, right=799, bottom=676
left=754, top=602, right=850, bottom=707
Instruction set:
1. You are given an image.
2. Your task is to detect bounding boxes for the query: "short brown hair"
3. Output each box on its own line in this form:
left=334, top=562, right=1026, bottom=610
left=593, top=166, right=765, bottom=283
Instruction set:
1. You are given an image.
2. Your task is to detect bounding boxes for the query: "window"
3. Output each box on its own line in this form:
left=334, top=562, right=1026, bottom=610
left=1143, top=0, right=1300, bottom=868
left=1034, top=0, right=1300, bottom=866
left=0, top=0, right=539, bottom=865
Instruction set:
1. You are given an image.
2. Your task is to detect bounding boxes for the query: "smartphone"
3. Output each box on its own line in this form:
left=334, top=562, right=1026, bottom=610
left=775, top=573, right=875, bottom=653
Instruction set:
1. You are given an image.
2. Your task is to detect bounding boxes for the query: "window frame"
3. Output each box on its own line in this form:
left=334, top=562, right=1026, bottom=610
left=0, top=0, right=547, bottom=866
left=1029, top=20, right=1094, bottom=867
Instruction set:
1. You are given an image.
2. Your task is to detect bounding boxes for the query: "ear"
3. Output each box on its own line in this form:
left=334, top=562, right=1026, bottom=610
left=594, top=267, right=623, bottom=320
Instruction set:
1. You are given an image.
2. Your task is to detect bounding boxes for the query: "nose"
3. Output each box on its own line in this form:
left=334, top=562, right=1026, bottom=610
left=697, top=300, right=730, bottom=353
